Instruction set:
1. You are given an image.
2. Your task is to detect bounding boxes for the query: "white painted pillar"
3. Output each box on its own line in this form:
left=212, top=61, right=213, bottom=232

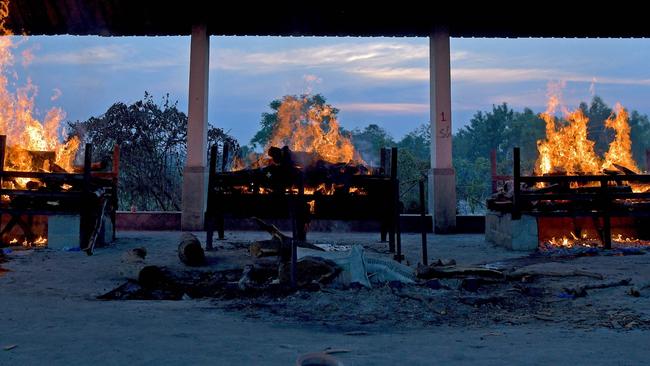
left=428, top=27, right=456, bottom=233
left=181, top=23, right=210, bottom=230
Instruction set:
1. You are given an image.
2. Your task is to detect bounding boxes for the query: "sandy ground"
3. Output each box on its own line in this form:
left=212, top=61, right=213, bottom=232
left=2, top=231, right=650, bottom=365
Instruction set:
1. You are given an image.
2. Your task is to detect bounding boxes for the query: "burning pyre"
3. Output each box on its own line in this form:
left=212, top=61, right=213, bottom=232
left=0, top=1, right=80, bottom=247
left=532, top=87, right=650, bottom=250
left=230, top=95, right=371, bottom=197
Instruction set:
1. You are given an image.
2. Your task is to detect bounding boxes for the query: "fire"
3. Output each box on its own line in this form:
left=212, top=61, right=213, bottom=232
left=0, top=0, right=80, bottom=184
left=236, top=96, right=364, bottom=170
left=536, top=94, right=640, bottom=177
left=268, top=96, right=362, bottom=165
left=536, top=96, right=600, bottom=175
left=602, top=104, right=638, bottom=172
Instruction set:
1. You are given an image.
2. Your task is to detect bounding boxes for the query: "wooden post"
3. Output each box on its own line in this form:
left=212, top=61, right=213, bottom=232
left=205, top=145, right=218, bottom=250
left=646, top=149, right=650, bottom=173
left=512, top=147, right=521, bottom=220
left=419, top=179, right=428, bottom=266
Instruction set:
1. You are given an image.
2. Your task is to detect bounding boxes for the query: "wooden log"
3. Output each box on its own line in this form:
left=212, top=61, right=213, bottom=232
left=278, top=256, right=340, bottom=287
left=415, top=264, right=506, bottom=280
left=249, top=239, right=283, bottom=257
left=508, top=268, right=603, bottom=280
left=178, top=233, right=206, bottom=266
left=613, top=163, right=637, bottom=175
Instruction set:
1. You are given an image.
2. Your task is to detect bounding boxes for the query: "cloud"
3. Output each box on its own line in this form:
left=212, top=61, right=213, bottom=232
left=34, top=45, right=127, bottom=65
left=337, top=102, right=429, bottom=114
left=213, top=42, right=430, bottom=71
left=32, top=44, right=186, bottom=70
left=349, top=67, right=428, bottom=81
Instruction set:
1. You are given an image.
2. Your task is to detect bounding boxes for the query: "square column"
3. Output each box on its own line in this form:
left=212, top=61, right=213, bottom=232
left=181, top=23, right=210, bottom=230
left=429, top=27, right=456, bottom=233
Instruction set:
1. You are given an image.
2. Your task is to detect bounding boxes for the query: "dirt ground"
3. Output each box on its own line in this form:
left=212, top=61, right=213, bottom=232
left=2, top=230, right=650, bottom=365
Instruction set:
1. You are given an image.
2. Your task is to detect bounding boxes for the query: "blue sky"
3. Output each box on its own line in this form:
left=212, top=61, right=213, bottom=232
left=10, top=35, right=650, bottom=144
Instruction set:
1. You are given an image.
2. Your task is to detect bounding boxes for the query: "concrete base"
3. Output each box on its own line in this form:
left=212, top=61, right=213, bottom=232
left=429, top=168, right=456, bottom=233
left=485, top=211, right=538, bottom=251
left=181, top=165, right=208, bottom=231
left=47, top=215, right=81, bottom=250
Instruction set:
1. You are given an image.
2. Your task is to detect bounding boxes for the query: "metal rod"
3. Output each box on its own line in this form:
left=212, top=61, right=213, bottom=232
left=221, top=142, right=229, bottom=173
left=512, top=147, right=521, bottom=220
left=388, top=147, right=398, bottom=252
left=0, top=135, right=6, bottom=188
left=390, top=147, right=398, bottom=180
left=205, top=145, right=218, bottom=250
left=380, top=148, right=388, bottom=242
left=80, top=143, right=92, bottom=250
left=490, top=149, right=497, bottom=193
left=419, top=179, right=428, bottom=266
left=600, top=180, right=612, bottom=249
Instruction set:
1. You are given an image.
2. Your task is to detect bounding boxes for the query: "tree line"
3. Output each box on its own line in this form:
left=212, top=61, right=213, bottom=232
left=67, top=93, right=650, bottom=215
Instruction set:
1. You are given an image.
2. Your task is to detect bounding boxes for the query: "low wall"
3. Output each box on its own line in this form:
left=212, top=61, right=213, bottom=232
left=116, top=211, right=486, bottom=233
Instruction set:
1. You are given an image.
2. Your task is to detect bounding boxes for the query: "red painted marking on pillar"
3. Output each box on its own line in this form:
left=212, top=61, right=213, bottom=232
left=441, top=112, right=447, bottom=122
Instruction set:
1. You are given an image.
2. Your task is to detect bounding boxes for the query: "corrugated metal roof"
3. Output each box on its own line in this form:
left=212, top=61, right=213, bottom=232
left=4, top=1, right=650, bottom=38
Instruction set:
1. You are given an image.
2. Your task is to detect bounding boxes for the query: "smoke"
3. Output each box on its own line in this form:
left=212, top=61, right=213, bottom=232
left=589, top=77, right=597, bottom=97
left=302, top=74, right=322, bottom=94
left=50, top=88, right=62, bottom=101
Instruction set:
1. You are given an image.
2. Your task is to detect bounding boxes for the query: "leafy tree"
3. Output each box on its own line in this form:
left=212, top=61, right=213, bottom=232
left=349, top=124, right=396, bottom=163
left=68, top=92, right=238, bottom=211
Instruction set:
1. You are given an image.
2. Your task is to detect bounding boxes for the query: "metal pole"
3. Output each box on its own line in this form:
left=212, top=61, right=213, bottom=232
left=388, top=147, right=398, bottom=252
left=419, top=179, right=428, bottom=266
left=601, top=178, right=612, bottom=249
left=380, top=148, right=388, bottom=242
left=80, top=143, right=93, bottom=250
left=512, top=147, right=521, bottom=220
left=205, top=145, right=218, bottom=250
left=221, top=142, right=229, bottom=173
left=490, top=149, right=497, bottom=193
left=0, top=135, right=6, bottom=188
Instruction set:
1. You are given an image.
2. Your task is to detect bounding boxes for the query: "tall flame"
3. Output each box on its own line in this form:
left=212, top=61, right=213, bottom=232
left=0, top=0, right=80, bottom=177
left=267, top=96, right=362, bottom=164
left=237, top=95, right=364, bottom=169
left=536, top=91, right=638, bottom=176
left=602, top=103, right=638, bottom=172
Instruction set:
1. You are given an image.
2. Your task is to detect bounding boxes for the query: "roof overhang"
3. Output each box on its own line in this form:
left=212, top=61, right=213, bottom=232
left=5, top=1, right=650, bottom=38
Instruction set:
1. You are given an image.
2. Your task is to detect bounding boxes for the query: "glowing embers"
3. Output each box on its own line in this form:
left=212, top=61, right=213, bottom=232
left=232, top=183, right=367, bottom=196
left=537, top=216, right=650, bottom=250
left=0, top=213, right=47, bottom=248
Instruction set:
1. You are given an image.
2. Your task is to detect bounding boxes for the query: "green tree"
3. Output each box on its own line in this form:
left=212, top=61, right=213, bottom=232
left=68, top=92, right=237, bottom=211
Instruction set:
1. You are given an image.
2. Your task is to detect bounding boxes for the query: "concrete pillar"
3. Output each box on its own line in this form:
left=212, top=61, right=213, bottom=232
left=428, top=27, right=456, bottom=233
left=181, top=23, right=210, bottom=230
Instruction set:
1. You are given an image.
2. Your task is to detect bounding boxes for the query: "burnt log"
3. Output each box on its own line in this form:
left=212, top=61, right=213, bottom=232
left=178, top=233, right=206, bottom=266
left=613, top=163, right=637, bottom=175
left=250, top=239, right=283, bottom=257
left=278, top=256, right=340, bottom=287
left=416, top=264, right=506, bottom=280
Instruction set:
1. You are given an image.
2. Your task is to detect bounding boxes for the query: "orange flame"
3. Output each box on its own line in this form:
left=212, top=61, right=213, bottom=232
left=0, top=1, right=80, bottom=181
left=602, top=103, right=638, bottom=172
left=237, top=96, right=364, bottom=169
left=536, top=92, right=639, bottom=176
